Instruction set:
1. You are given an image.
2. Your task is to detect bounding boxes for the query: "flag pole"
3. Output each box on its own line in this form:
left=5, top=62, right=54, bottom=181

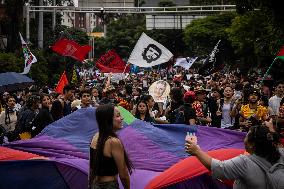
left=261, top=58, right=277, bottom=84
left=123, top=63, right=130, bottom=74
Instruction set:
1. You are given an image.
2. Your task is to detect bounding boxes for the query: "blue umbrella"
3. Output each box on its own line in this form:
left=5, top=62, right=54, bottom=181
left=0, top=72, right=34, bottom=92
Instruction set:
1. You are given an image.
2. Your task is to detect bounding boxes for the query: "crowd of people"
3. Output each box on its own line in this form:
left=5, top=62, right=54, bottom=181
left=0, top=67, right=284, bottom=142
left=0, top=67, right=284, bottom=188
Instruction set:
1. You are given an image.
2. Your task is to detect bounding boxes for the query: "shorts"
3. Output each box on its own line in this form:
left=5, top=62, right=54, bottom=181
left=92, top=180, right=119, bottom=189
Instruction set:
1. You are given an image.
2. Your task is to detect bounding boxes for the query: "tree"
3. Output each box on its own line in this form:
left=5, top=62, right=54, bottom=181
left=227, top=10, right=284, bottom=78
left=93, top=14, right=146, bottom=59
left=4, top=0, right=25, bottom=52
left=43, top=25, right=90, bottom=85
left=183, top=13, right=236, bottom=58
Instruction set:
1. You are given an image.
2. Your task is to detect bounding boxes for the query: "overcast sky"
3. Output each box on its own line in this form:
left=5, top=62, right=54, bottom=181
left=74, top=0, right=78, bottom=7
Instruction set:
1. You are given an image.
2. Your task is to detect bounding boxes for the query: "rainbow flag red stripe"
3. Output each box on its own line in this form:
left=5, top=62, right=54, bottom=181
left=276, top=46, right=284, bottom=61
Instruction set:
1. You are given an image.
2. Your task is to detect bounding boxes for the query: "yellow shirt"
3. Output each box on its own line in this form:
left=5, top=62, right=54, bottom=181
left=240, top=104, right=268, bottom=121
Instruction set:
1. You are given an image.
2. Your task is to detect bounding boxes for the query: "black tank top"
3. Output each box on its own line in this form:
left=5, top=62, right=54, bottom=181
left=90, top=147, right=118, bottom=176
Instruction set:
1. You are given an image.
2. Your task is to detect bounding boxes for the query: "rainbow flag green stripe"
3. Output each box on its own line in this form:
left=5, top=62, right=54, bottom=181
left=276, top=46, right=284, bottom=61
left=117, top=106, right=136, bottom=125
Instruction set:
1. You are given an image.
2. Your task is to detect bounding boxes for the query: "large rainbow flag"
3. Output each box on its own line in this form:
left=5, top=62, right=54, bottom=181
left=1, top=107, right=246, bottom=189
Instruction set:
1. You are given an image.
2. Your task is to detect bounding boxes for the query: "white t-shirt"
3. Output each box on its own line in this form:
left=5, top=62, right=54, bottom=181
left=269, top=95, right=283, bottom=115
left=221, top=102, right=235, bottom=128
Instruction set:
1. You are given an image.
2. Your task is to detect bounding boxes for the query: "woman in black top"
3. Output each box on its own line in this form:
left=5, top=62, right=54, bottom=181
left=89, top=105, right=133, bottom=189
left=134, top=100, right=156, bottom=123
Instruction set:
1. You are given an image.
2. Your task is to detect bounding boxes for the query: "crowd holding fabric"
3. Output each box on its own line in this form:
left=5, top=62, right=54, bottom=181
left=51, top=38, right=92, bottom=62
left=1, top=107, right=247, bottom=189
left=1, top=30, right=284, bottom=189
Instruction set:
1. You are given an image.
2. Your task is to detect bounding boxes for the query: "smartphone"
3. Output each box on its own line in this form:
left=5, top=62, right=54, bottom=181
left=142, top=79, right=148, bottom=88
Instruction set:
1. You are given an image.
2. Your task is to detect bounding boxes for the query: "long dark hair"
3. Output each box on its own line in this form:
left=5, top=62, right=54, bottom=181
left=5, top=97, right=16, bottom=125
left=135, top=100, right=151, bottom=120
left=247, top=125, right=280, bottom=164
left=95, top=104, right=133, bottom=174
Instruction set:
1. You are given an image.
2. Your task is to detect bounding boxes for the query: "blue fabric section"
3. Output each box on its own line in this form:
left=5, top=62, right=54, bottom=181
left=39, top=107, right=98, bottom=154
left=0, top=160, right=69, bottom=189
left=38, top=107, right=129, bottom=154
left=130, top=120, right=198, bottom=158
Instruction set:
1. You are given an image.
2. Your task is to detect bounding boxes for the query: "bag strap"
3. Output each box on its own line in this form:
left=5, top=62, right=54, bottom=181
left=248, top=155, right=272, bottom=189
left=248, top=155, right=271, bottom=172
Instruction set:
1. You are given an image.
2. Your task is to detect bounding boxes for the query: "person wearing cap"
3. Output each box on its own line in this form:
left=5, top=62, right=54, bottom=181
left=101, top=84, right=118, bottom=104
left=192, top=86, right=212, bottom=126
left=239, top=89, right=268, bottom=131
left=173, top=91, right=197, bottom=125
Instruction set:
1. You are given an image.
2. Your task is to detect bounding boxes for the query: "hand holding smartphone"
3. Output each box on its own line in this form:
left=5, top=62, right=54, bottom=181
left=185, top=132, right=197, bottom=145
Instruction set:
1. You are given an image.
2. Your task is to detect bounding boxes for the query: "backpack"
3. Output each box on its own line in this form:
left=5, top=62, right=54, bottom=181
left=173, top=106, right=186, bottom=124
left=248, top=155, right=284, bottom=189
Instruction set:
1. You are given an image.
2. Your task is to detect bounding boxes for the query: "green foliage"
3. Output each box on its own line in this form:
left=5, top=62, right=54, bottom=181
left=227, top=10, right=284, bottom=77
left=0, top=50, right=49, bottom=85
left=227, top=11, right=284, bottom=60
left=93, top=26, right=103, bottom=32
left=0, top=53, right=23, bottom=73
left=29, top=50, right=49, bottom=85
left=147, top=29, right=186, bottom=57
left=94, top=15, right=186, bottom=60
left=183, top=13, right=236, bottom=57
left=96, top=15, right=146, bottom=59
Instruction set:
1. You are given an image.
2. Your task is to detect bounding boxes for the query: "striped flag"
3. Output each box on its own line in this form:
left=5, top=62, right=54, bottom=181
left=19, top=33, right=37, bottom=74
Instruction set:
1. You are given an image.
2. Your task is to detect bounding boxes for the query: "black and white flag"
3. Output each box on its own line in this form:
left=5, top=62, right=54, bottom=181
left=174, top=57, right=198, bottom=70
left=198, top=40, right=223, bottom=76
left=128, top=33, right=173, bottom=67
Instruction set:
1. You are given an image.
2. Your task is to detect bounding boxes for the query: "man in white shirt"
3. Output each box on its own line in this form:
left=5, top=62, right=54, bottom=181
left=269, top=81, right=284, bottom=116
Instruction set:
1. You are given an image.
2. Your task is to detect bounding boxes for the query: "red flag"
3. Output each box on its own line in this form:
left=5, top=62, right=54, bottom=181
left=95, top=50, right=130, bottom=73
left=51, top=38, right=92, bottom=62
left=55, top=71, right=69, bottom=94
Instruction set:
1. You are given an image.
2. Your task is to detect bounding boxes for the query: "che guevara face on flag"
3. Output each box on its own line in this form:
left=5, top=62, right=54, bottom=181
left=142, top=44, right=162, bottom=63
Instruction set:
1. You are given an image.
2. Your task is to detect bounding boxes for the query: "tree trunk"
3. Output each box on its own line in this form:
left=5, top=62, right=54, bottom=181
left=5, top=0, right=25, bottom=52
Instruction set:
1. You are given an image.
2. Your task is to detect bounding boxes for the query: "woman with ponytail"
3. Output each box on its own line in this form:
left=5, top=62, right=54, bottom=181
left=185, top=125, right=284, bottom=188
left=89, top=104, right=133, bottom=189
